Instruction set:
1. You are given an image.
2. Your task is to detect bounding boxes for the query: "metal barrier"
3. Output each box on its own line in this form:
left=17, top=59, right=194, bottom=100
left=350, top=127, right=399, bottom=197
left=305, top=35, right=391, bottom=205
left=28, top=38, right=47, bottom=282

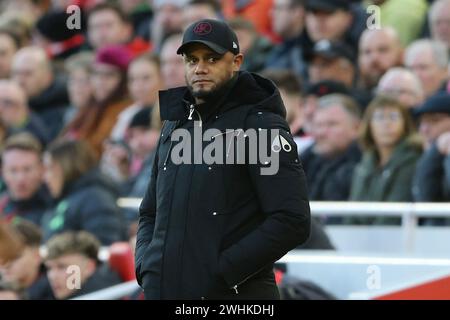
left=118, top=198, right=450, bottom=253
left=72, top=280, right=141, bottom=300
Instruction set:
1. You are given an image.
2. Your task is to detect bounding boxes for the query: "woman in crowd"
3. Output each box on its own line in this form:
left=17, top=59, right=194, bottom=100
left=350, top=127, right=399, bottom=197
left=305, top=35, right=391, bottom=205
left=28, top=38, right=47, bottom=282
left=110, top=50, right=162, bottom=141
left=61, top=45, right=132, bottom=158
left=349, top=95, right=423, bottom=224
left=63, top=52, right=94, bottom=126
left=41, top=139, right=125, bottom=245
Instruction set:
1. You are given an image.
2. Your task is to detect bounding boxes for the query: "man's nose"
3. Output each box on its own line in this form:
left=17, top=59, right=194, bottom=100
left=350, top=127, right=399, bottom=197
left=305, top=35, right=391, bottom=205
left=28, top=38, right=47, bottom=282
left=194, top=60, right=208, bottom=74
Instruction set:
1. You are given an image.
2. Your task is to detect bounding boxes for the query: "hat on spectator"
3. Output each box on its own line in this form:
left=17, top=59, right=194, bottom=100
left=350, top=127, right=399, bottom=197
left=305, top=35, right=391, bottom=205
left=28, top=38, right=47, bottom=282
left=36, top=10, right=86, bottom=58
left=414, top=93, right=450, bottom=117
left=177, top=19, right=240, bottom=55
left=304, top=39, right=355, bottom=63
left=306, top=80, right=350, bottom=97
left=129, top=107, right=152, bottom=129
left=36, top=11, right=84, bottom=42
left=305, top=0, right=351, bottom=11
left=95, top=45, right=133, bottom=71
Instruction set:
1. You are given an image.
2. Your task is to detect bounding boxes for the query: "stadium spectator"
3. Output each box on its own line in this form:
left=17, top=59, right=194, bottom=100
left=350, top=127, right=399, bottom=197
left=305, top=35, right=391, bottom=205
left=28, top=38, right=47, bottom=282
left=63, top=52, right=94, bottom=126
left=428, top=0, right=450, bottom=50
left=301, top=94, right=362, bottom=201
left=0, top=28, right=20, bottom=79
left=41, top=140, right=125, bottom=245
left=376, top=67, right=425, bottom=109
left=0, top=219, right=54, bottom=299
left=358, top=27, right=403, bottom=91
left=11, top=46, right=69, bottom=139
left=0, top=11, right=33, bottom=48
left=87, top=2, right=150, bottom=55
left=0, top=80, right=50, bottom=146
left=116, top=107, right=162, bottom=224
left=350, top=96, right=422, bottom=207
left=228, top=18, right=274, bottom=73
left=260, top=69, right=312, bottom=153
left=44, top=231, right=122, bottom=299
left=160, top=33, right=185, bottom=89
left=150, top=0, right=187, bottom=52
left=265, top=0, right=309, bottom=79
left=304, top=0, right=367, bottom=55
left=34, top=10, right=86, bottom=60
left=0, top=133, right=51, bottom=226
left=413, top=93, right=450, bottom=204
left=182, top=0, right=222, bottom=29
left=404, top=39, right=449, bottom=98
left=302, top=80, right=351, bottom=134
left=62, top=45, right=132, bottom=157
left=117, top=0, right=153, bottom=41
left=110, top=53, right=162, bottom=142
left=305, top=39, right=355, bottom=88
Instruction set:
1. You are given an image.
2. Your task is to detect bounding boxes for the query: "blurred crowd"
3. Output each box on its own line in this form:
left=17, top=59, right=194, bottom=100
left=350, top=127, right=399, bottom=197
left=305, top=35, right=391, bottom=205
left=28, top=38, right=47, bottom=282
left=0, top=0, right=450, bottom=299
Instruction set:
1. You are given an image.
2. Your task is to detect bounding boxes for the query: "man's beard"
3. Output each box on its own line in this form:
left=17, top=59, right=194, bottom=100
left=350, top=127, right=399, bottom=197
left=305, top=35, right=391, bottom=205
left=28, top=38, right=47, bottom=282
left=187, top=78, right=229, bottom=102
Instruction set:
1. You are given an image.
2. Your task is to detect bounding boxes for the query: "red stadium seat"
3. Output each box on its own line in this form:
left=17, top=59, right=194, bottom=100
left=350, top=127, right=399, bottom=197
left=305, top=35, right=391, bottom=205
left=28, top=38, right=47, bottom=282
left=108, top=242, right=136, bottom=282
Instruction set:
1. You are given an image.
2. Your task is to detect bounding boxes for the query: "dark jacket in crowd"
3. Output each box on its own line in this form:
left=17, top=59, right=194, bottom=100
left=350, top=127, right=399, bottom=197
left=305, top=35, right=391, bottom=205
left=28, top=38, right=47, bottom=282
left=301, top=142, right=362, bottom=201
left=135, top=71, right=311, bottom=299
left=65, top=263, right=122, bottom=299
left=264, top=32, right=311, bottom=81
left=297, top=218, right=335, bottom=250
left=413, top=142, right=450, bottom=202
left=351, top=139, right=422, bottom=202
left=0, top=185, right=52, bottom=226
left=7, top=112, right=51, bottom=147
left=26, top=266, right=55, bottom=300
left=241, top=36, right=274, bottom=73
left=348, top=139, right=422, bottom=225
left=28, top=78, right=70, bottom=140
left=413, top=143, right=450, bottom=225
left=41, top=169, right=126, bottom=245
left=122, top=152, right=156, bottom=224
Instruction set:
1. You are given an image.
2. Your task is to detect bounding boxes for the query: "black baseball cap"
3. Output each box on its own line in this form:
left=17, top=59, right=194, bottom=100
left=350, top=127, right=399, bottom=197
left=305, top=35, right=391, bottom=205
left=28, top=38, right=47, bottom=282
left=305, top=39, right=355, bottom=62
left=414, top=92, right=450, bottom=117
left=305, top=0, right=351, bottom=12
left=177, top=19, right=240, bottom=55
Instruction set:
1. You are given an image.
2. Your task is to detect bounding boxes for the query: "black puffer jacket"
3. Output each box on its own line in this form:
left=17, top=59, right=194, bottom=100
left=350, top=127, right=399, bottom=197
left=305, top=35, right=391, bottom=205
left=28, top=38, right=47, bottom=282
left=135, top=71, right=311, bottom=299
left=41, top=169, right=126, bottom=245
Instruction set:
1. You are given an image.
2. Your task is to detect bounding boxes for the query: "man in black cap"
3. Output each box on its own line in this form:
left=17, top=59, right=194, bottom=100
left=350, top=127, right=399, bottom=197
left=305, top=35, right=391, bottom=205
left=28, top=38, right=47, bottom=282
left=304, top=0, right=368, bottom=55
left=135, top=19, right=310, bottom=299
left=413, top=93, right=450, bottom=205
left=306, top=39, right=356, bottom=88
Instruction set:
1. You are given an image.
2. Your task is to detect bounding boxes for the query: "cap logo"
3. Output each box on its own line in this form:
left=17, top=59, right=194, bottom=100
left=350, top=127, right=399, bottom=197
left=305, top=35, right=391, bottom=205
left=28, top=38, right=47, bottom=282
left=194, top=22, right=212, bottom=35
left=233, top=42, right=238, bottom=49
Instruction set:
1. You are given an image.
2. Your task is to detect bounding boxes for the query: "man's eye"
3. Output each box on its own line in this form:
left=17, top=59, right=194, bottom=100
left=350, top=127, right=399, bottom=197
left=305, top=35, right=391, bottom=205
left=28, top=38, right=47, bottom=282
left=208, top=57, right=218, bottom=63
left=185, top=57, right=196, bottom=64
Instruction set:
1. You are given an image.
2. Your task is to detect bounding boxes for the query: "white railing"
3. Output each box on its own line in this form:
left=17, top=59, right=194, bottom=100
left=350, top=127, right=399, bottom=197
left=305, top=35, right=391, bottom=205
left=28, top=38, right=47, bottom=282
left=118, top=198, right=450, bottom=252
left=71, top=280, right=141, bottom=300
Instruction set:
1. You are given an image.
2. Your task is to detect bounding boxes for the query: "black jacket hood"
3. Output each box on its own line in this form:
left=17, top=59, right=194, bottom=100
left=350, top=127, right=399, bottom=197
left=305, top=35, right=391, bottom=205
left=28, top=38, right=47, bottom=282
left=159, top=71, right=286, bottom=123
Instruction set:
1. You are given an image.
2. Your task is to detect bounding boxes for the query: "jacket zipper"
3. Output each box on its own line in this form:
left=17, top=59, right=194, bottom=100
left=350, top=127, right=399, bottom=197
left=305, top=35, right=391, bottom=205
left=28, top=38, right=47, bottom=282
left=231, top=266, right=266, bottom=294
left=188, top=104, right=203, bottom=127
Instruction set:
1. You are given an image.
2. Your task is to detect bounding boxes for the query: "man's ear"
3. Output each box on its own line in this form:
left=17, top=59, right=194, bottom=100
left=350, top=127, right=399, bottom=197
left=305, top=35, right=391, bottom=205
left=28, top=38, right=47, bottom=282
left=233, top=53, right=244, bottom=72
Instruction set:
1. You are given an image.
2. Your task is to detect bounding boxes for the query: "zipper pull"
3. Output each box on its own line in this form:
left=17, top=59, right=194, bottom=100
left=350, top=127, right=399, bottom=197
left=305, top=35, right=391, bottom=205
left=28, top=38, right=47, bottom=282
left=232, top=285, right=239, bottom=294
left=188, top=104, right=195, bottom=120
